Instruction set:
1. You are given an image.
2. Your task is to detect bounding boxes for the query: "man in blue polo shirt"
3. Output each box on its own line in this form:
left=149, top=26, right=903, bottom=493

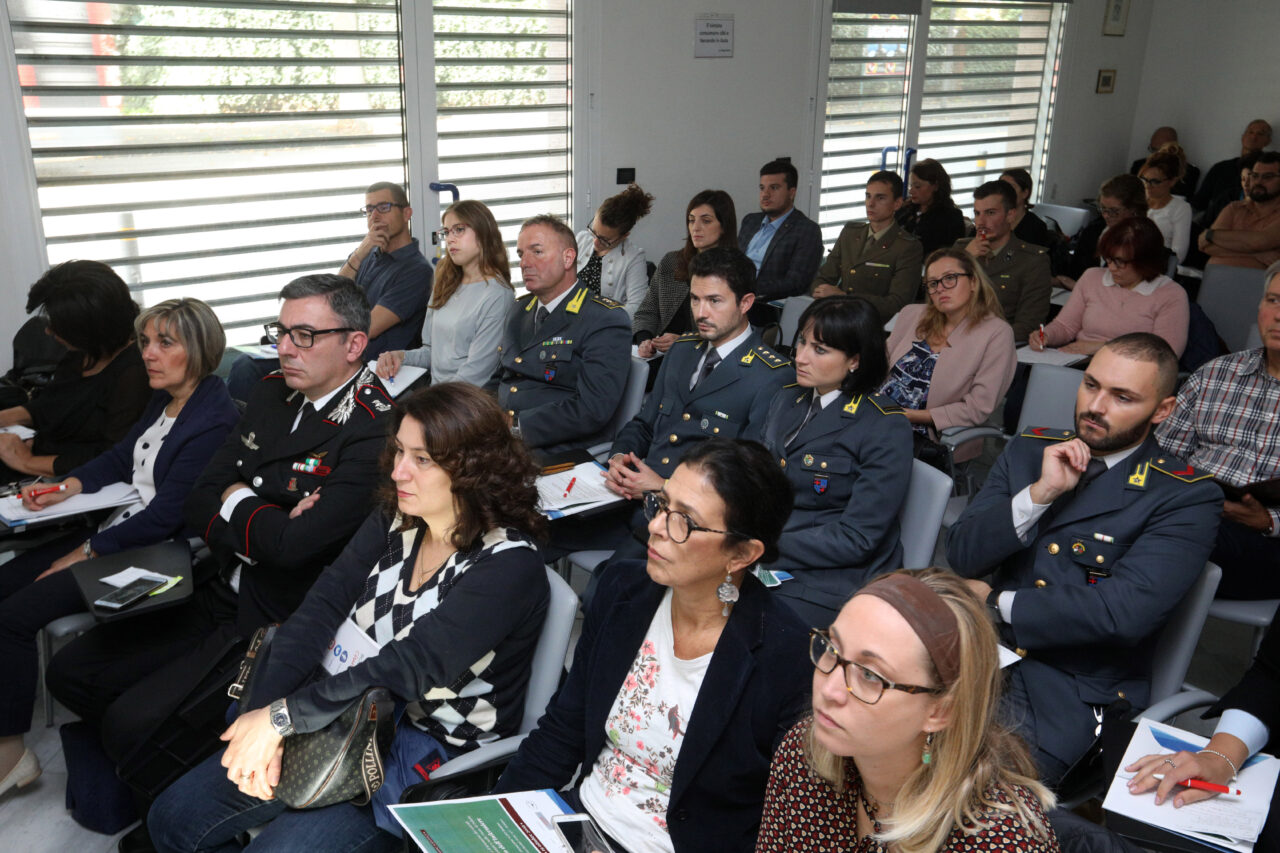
left=226, top=181, right=432, bottom=401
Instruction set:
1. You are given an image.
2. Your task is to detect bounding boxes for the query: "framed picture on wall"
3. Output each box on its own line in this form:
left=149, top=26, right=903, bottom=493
left=1103, top=0, right=1129, bottom=36
left=1096, top=69, right=1117, bottom=94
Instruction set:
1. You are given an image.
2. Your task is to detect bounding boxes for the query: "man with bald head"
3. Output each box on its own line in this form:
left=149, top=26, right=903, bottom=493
left=1194, top=118, right=1273, bottom=212
left=1130, top=126, right=1200, bottom=198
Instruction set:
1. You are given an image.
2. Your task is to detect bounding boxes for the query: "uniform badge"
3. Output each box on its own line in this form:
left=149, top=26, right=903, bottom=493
left=813, top=476, right=828, bottom=494
left=286, top=477, right=298, bottom=492
left=544, top=366, right=557, bottom=382
left=1071, top=542, right=1086, bottom=555
left=803, top=454, right=815, bottom=467
left=240, top=431, right=260, bottom=451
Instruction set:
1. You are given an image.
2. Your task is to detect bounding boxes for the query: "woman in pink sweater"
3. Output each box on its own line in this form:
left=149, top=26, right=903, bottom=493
left=1030, top=217, right=1188, bottom=357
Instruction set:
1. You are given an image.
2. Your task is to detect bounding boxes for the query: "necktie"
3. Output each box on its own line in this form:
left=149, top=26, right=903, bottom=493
left=785, top=394, right=823, bottom=448
left=295, top=401, right=318, bottom=434
left=693, top=347, right=721, bottom=390
left=534, top=306, right=549, bottom=335
left=1075, top=458, right=1108, bottom=494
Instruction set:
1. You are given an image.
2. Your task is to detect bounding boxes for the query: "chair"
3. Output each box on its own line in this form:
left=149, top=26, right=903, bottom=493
left=37, top=612, right=96, bottom=726
left=407, top=567, right=579, bottom=786
left=898, top=459, right=953, bottom=569
left=1035, top=203, right=1097, bottom=239
left=1197, top=265, right=1267, bottom=353
left=1207, top=598, right=1279, bottom=657
left=589, top=356, right=648, bottom=459
left=1245, top=322, right=1262, bottom=350
left=776, top=296, right=814, bottom=354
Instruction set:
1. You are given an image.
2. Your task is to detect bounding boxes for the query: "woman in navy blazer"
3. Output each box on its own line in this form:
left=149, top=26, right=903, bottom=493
left=760, top=297, right=913, bottom=630
left=494, top=440, right=810, bottom=853
left=0, top=299, right=238, bottom=794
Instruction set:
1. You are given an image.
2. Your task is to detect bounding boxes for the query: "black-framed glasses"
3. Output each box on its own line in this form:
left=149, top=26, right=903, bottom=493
left=642, top=491, right=741, bottom=544
left=436, top=224, right=468, bottom=242
left=1138, top=176, right=1170, bottom=187
left=924, top=271, right=968, bottom=293
left=809, top=629, right=943, bottom=705
left=1250, top=171, right=1280, bottom=183
left=588, top=224, right=620, bottom=249
left=1102, top=256, right=1133, bottom=269
left=359, top=202, right=407, bottom=216
left=1097, top=205, right=1126, bottom=218
left=263, top=323, right=354, bottom=349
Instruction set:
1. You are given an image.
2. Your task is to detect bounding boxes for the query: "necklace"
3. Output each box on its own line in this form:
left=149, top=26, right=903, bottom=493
left=856, top=782, right=890, bottom=851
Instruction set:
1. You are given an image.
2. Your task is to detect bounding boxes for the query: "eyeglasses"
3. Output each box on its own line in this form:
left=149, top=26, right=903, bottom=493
left=924, top=271, right=968, bottom=293
left=588, top=224, right=620, bottom=249
left=1250, top=171, right=1280, bottom=183
left=436, top=224, right=468, bottom=242
left=642, top=491, right=741, bottom=544
left=1102, top=256, right=1132, bottom=269
left=359, top=202, right=407, bottom=216
left=1098, top=205, right=1126, bottom=218
left=809, top=629, right=943, bottom=705
left=263, top=322, right=354, bottom=349
left=1138, top=176, right=1170, bottom=187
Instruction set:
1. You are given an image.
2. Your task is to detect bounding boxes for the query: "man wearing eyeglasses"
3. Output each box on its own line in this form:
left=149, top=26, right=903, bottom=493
left=946, top=333, right=1221, bottom=785
left=1200, top=151, right=1280, bottom=270
left=1192, top=119, right=1272, bottom=213
left=45, top=275, right=396, bottom=809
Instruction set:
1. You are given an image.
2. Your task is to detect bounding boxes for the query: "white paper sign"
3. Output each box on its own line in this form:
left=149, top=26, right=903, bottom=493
left=695, top=14, right=734, bottom=58
left=321, top=617, right=382, bottom=676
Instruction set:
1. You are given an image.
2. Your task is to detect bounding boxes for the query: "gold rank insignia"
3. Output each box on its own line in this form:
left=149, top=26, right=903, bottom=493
left=843, top=395, right=862, bottom=415
left=592, top=295, right=625, bottom=310
left=1021, top=427, right=1075, bottom=441
left=565, top=288, right=588, bottom=314
left=868, top=394, right=904, bottom=415
left=1128, top=461, right=1149, bottom=488
left=1150, top=458, right=1214, bottom=483
left=750, top=345, right=791, bottom=368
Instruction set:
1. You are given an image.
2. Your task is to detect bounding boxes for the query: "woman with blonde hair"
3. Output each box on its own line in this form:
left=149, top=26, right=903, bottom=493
left=376, top=199, right=515, bottom=388
left=880, top=248, right=1016, bottom=461
left=1139, top=143, right=1192, bottom=264
left=757, top=569, right=1060, bottom=852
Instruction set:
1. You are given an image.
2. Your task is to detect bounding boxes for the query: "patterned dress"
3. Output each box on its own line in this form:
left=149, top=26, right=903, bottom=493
left=756, top=720, right=1061, bottom=852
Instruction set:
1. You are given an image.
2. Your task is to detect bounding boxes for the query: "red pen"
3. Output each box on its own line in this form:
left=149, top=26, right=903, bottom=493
left=1039, top=323, right=1046, bottom=347
left=28, top=484, right=67, bottom=498
left=1151, top=774, right=1243, bottom=796
left=562, top=477, right=577, bottom=498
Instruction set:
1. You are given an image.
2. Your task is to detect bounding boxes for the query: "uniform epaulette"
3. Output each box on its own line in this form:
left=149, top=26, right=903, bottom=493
left=1017, top=241, right=1048, bottom=255
left=354, top=382, right=395, bottom=416
left=591, top=295, right=625, bottom=310
left=1020, top=426, right=1075, bottom=440
left=1149, top=457, right=1215, bottom=483
left=782, top=382, right=800, bottom=390
left=263, top=369, right=285, bottom=380
left=673, top=333, right=702, bottom=344
left=739, top=344, right=791, bottom=368
left=867, top=393, right=904, bottom=415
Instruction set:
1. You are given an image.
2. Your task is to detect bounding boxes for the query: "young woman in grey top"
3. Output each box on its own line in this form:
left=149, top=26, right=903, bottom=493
left=376, top=200, right=515, bottom=388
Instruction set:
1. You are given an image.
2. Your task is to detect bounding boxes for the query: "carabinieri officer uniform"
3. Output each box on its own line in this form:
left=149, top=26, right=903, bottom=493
left=759, top=388, right=913, bottom=628
left=946, top=427, right=1222, bottom=781
left=498, top=285, right=631, bottom=453
left=610, top=329, right=793, bottom=479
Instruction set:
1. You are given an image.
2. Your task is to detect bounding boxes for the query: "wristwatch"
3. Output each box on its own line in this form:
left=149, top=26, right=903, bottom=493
left=269, top=698, right=295, bottom=737
left=985, top=588, right=1004, bottom=624
left=1204, top=228, right=1215, bottom=245
left=81, top=540, right=93, bottom=558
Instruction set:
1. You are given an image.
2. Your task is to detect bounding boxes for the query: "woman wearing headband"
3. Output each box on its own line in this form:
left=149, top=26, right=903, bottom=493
left=757, top=570, right=1060, bottom=852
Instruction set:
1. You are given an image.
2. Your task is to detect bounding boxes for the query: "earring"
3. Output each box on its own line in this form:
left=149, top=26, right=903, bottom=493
left=922, top=732, right=935, bottom=765
left=716, top=570, right=739, bottom=617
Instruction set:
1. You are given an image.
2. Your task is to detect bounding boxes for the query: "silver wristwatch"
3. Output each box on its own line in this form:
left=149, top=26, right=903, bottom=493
left=268, top=698, right=295, bottom=736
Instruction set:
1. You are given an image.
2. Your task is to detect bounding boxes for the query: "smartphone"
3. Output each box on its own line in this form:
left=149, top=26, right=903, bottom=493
left=93, top=576, right=166, bottom=610
left=552, top=813, right=616, bottom=853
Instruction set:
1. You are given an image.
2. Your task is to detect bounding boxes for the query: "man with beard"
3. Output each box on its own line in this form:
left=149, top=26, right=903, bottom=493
left=1200, top=151, right=1280, bottom=269
left=738, top=159, right=824, bottom=305
left=946, top=333, right=1222, bottom=784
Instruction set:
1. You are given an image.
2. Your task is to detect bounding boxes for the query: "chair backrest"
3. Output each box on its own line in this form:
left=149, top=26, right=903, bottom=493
left=1165, top=251, right=1178, bottom=278
left=778, top=296, right=815, bottom=351
left=1149, top=561, right=1221, bottom=705
left=898, top=459, right=953, bottom=569
left=1246, top=323, right=1262, bottom=350
left=605, top=357, right=649, bottom=440
left=1034, top=203, right=1096, bottom=238
left=520, top=567, right=580, bottom=735
left=1197, top=265, right=1267, bottom=353
left=1016, top=364, right=1084, bottom=435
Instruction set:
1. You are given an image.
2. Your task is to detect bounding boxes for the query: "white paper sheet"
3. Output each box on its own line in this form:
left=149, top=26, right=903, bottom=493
left=366, top=360, right=427, bottom=399
left=0, top=482, right=140, bottom=526
left=1016, top=346, right=1088, bottom=367
left=98, top=566, right=173, bottom=588
left=0, top=425, right=36, bottom=440
left=538, top=462, right=624, bottom=519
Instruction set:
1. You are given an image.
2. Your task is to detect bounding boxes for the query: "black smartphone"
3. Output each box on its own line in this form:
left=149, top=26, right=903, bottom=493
left=93, top=576, right=166, bottom=610
left=552, top=813, right=616, bottom=853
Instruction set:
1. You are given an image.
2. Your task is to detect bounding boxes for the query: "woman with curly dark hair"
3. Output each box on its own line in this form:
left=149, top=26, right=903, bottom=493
left=148, top=382, right=550, bottom=853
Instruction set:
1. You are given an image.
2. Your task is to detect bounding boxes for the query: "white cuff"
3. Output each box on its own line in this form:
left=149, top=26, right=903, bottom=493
left=1265, top=509, right=1280, bottom=538
left=1011, top=486, right=1053, bottom=542
left=219, top=487, right=256, bottom=523
left=1216, top=709, right=1270, bottom=760
left=998, top=591, right=1016, bottom=624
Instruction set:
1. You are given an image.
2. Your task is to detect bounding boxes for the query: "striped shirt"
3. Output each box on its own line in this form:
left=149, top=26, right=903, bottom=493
left=1156, top=347, right=1280, bottom=530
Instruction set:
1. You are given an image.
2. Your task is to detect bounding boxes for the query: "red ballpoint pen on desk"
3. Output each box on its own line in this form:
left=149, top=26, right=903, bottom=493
left=562, top=477, right=577, bottom=499
left=1151, top=774, right=1243, bottom=796
left=28, top=484, right=67, bottom=498
left=1038, top=323, right=1046, bottom=348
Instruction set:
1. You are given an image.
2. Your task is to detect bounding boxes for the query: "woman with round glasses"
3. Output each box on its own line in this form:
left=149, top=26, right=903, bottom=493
left=757, top=569, right=1059, bottom=852
left=574, top=183, right=655, bottom=319
left=880, top=249, right=1016, bottom=461
left=1139, top=144, right=1192, bottom=266
left=1031, top=217, right=1188, bottom=358
left=1058, top=174, right=1149, bottom=288
left=760, top=296, right=913, bottom=628
left=376, top=199, right=515, bottom=389
left=494, top=439, right=810, bottom=853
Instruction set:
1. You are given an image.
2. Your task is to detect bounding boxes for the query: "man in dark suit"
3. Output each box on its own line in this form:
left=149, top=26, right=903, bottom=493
left=498, top=215, right=631, bottom=454
left=811, top=170, right=923, bottom=323
left=1193, top=118, right=1272, bottom=212
left=1129, top=126, right=1200, bottom=199
left=738, top=159, right=824, bottom=309
left=45, top=274, right=396, bottom=825
left=947, top=333, right=1222, bottom=784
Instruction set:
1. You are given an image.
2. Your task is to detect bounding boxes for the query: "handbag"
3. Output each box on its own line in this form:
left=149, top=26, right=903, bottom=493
left=226, top=626, right=397, bottom=810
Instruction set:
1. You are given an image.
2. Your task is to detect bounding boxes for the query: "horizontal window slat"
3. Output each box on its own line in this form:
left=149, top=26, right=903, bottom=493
left=11, top=21, right=397, bottom=40
left=27, top=109, right=398, bottom=127
left=16, top=53, right=399, bottom=67
left=35, top=158, right=404, bottom=188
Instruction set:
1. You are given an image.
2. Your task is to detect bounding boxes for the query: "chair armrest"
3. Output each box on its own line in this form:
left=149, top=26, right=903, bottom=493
left=1137, top=690, right=1220, bottom=724
left=587, top=443, right=612, bottom=463
left=429, top=733, right=529, bottom=782
left=938, top=425, right=1005, bottom=449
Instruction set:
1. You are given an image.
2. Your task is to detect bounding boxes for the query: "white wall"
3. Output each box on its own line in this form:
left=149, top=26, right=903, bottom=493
left=1040, top=0, right=1153, bottom=205
left=575, top=0, right=826, bottom=261
left=1126, top=0, right=1280, bottom=179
